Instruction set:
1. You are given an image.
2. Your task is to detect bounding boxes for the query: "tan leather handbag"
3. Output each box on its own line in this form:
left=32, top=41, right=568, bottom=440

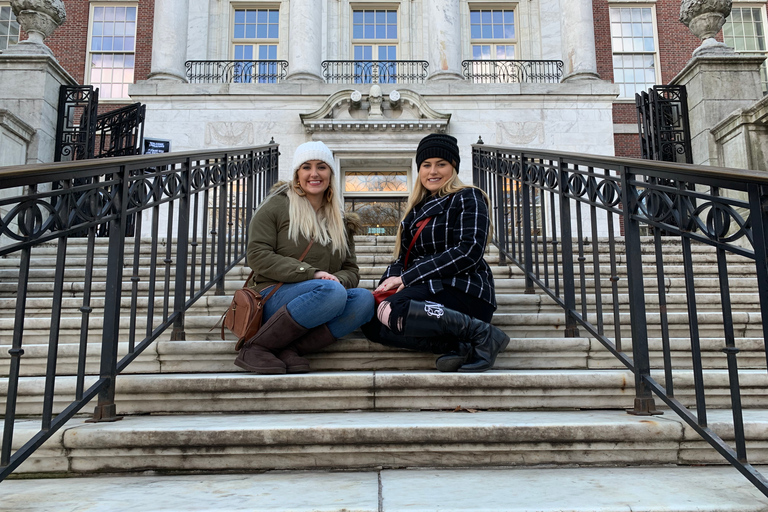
left=223, top=241, right=313, bottom=351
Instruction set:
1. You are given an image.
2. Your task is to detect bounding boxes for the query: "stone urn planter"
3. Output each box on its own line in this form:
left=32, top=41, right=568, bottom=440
left=9, top=0, right=65, bottom=49
left=679, top=0, right=733, bottom=55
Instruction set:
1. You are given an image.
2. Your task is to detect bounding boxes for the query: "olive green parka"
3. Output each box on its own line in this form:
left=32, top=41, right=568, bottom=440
left=246, top=189, right=361, bottom=291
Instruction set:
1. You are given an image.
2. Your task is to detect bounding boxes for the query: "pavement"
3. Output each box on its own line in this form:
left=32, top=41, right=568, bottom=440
left=2, top=466, right=768, bottom=511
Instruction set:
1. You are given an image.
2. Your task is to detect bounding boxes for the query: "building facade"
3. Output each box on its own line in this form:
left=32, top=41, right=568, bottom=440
left=1, top=0, right=766, bottom=232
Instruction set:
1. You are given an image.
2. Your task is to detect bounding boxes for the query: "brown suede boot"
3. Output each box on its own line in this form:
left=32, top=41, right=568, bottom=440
left=277, top=324, right=337, bottom=374
left=234, top=305, right=309, bottom=374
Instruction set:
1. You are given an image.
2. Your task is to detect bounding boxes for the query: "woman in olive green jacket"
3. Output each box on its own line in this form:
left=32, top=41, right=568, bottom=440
left=235, top=141, right=374, bottom=374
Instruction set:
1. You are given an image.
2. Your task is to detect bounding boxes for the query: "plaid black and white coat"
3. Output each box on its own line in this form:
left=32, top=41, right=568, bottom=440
left=381, top=187, right=497, bottom=308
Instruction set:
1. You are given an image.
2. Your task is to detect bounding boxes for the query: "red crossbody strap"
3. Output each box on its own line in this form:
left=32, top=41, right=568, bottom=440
left=403, top=217, right=432, bottom=270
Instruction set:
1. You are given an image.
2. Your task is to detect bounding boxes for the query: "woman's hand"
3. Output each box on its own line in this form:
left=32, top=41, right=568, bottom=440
left=314, top=271, right=340, bottom=283
left=375, top=276, right=405, bottom=293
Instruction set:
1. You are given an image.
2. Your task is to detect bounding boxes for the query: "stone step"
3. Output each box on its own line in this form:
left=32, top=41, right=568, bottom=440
left=1, top=268, right=760, bottom=300
left=3, top=333, right=767, bottom=378
left=5, top=369, right=768, bottom=416
left=7, top=287, right=759, bottom=320
left=12, top=235, right=742, bottom=253
left=2, top=466, right=767, bottom=511
left=1, top=304, right=761, bottom=351
left=6, top=409, right=768, bottom=476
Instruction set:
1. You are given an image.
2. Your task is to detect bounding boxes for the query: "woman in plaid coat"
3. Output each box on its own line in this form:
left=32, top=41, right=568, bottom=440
left=361, top=133, right=509, bottom=372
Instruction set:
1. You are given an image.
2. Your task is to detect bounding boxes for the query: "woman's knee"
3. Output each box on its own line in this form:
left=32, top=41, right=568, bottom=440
left=346, top=288, right=375, bottom=323
left=311, top=280, right=349, bottom=314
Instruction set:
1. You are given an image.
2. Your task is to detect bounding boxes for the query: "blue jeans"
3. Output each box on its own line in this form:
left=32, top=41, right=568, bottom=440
left=262, top=280, right=375, bottom=339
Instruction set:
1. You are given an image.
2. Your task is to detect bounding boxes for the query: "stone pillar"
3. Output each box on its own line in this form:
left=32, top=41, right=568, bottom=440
left=148, top=0, right=189, bottom=82
left=559, top=0, right=600, bottom=81
left=0, top=54, right=77, bottom=163
left=0, top=0, right=74, bottom=164
left=426, top=0, right=462, bottom=81
left=671, top=55, right=765, bottom=166
left=285, top=0, right=323, bottom=82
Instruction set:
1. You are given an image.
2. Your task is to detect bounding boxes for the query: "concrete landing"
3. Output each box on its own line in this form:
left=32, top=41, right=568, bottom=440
left=2, top=466, right=767, bottom=511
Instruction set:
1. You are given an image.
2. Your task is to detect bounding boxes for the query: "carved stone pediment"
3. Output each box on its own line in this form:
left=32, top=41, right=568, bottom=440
left=300, top=86, right=450, bottom=133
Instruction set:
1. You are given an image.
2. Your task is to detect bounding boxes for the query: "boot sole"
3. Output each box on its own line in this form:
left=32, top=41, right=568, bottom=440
left=435, top=354, right=468, bottom=372
left=286, top=365, right=311, bottom=374
left=458, top=334, right=510, bottom=373
left=234, top=357, right=286, bottom=374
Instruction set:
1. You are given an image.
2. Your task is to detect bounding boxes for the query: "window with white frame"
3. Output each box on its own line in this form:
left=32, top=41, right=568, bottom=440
left=0, top=3, right=20, bottom=52
left=469, top=8, right=516, bottom=60
left=87, top=4, right=137, bottom=100
left=352, top=9, right=398, bottom=83
left=723, top=5, right=768, bottom=94
left=609, top=6, right=659, bottom=98
left=231, top=7, right=280, bottom=83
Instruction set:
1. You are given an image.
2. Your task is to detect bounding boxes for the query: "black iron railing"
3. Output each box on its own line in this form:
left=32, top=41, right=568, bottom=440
left=0, top=143, right=279, bottom=481
left=462, top=60, right=564, bottom=83
left=55, top=86, right=146, bottom=162
left=185, top=60, right=289, bottom=83
left=54, top=86, right=99, bottom=162
left=94, top=103, right=146, bottom=159
left=636, top=85, right=693, bottom=164
left=322, top=60, right=429, bottom=84
left=473, top=142, right=768, bottom=497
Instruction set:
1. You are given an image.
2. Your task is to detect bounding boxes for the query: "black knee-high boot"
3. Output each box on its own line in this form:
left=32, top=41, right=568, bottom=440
left=403, top=301, right=509, bottom=372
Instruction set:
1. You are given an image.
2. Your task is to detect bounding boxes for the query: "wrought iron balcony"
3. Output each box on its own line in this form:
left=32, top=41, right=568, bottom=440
left=322, top=60, right=429, bottom=84
left=462, top=59, right=564, bottom=83
left=185, top=60, right=289, bottom=84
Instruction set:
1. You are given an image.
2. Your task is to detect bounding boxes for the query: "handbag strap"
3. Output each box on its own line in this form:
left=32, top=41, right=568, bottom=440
left=219, top=240, right=315, bottom=339
left=403, top=217, right=432, bottom=270
left=245, top=240, right=315, bottom=300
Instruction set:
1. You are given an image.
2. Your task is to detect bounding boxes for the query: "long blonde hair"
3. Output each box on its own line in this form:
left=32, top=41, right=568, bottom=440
left=392, top=167, right=492, bottom=259
left=283, top=170, right=349, bottom=256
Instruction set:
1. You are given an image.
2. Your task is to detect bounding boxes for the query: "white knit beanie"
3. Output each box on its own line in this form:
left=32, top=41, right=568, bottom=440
left=291, top=141, right=336, bottom=174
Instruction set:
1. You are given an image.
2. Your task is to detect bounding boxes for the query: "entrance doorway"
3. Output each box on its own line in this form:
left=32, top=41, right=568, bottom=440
left=340, top=158, right=411, bottom=236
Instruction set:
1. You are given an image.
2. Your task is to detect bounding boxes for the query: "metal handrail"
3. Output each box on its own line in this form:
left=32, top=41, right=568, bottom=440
left=185, top=60, right=289, bottom=83
left=0, top=143, right=280, bottom=480
left=462, top=59, right=564, bottom=83
left=321, top=60, right=429, bottom=84
left=472, top=142, right=768, bottom=497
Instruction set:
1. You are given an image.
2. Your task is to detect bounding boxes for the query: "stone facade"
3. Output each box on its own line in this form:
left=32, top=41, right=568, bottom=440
left=2, top=0, right=767, bottom=172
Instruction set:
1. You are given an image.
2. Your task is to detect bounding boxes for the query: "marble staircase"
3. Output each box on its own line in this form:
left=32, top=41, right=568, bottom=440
left=1, top=235, right=768, bottom=510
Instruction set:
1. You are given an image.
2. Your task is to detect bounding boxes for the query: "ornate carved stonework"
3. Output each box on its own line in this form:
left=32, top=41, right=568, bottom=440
left=205, top=122, right=255, bottom=146
left=299, top=88, right=451, bottom=133
left=10, top=0, right=65, bottom=45
left=680, top=0, right=734, bottom=55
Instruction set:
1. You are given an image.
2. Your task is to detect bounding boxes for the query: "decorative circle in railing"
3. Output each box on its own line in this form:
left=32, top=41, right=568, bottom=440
left=73, top=187, right=112, bottom=222
left=692, top=201, right=752, bottom=245
left=595, top=178, right=621, bottom=208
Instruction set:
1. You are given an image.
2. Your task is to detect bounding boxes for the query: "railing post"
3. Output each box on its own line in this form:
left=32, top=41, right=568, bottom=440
left=215, top=154, right=229, bottom=295
left=494, top=150, right=507, bottom=266
left=621, top=165, right=660, bottom=416
left=558, top=157, right=579, bottom=337
left=171, top=157, right=192, bottom=341
left=90, top=165, right=128, bottom=423
left=520, top=153, right=535, bottom=294
left=748, top=184, right=768, bottom=369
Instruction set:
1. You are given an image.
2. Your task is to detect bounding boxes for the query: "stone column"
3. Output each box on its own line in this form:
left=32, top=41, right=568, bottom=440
left=148, top=0, right=190, bottom=82
left=285, top=0, right=323, bottom=82
left=559, top=0, right=600, bottom=81
left=426, top=0, right=462, bottom=81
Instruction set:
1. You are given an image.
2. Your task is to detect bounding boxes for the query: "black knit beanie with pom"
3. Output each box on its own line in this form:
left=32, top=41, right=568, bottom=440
left=415, top=133, right=460, bottom=170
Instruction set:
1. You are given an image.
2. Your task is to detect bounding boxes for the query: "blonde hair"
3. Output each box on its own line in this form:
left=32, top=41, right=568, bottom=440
left=285, top=168, right=349, bottom=256
left=392, top=166, right=492, bottom=259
